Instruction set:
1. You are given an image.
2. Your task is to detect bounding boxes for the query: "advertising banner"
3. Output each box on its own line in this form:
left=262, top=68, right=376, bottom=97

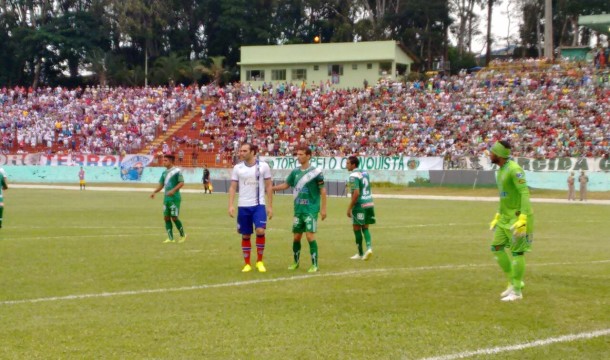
left=260, top=156, right=444, bottom=171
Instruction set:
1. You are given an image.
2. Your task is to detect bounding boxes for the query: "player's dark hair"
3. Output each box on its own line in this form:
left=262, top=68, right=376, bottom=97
left=164, top=154, right=175, bottom=161
left=243, top=143, right=258, bottom=155
left=499, top=140, right=511, bottom=150
left=296, top=145, right=312, bottom=156
left=348, top=156, right=359, bottom=167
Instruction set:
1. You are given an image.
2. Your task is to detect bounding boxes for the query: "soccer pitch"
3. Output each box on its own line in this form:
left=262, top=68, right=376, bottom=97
left=1, top=188, right=609, bottom=359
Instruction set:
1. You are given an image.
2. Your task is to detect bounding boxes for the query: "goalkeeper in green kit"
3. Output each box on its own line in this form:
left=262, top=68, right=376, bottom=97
left=488, top=140, right=533, bottom=302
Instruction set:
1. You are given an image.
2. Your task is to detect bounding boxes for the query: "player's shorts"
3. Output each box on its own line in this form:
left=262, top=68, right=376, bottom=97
left=163, top=199, right=181, bottom=217
left=351, top=206, right=376, bottom=226
left=237, top=205, right=267, bottom=234
left=292, top=213, right=318, bottom=234
left=79, top=180, right=86, bottom=185
left=491, top=216, right=534, bottom=253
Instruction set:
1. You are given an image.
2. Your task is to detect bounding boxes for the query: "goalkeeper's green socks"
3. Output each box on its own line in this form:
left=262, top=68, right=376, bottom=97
left=165, top=220, right=174, bottom=240
left=354, top=230, right=363, bottom=256
left=292, top=240, right=301, bottom=264
left=309, top=240, right=318, bottom=267
left=362, top=228, right=372, bottom=250
left=173, top=218, right=185, bottom=237
left=493, top=249, right=512, bottom=282
left=511, top=255, right=526, bottom=294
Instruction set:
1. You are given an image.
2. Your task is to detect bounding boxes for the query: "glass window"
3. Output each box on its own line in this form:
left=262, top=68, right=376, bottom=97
left=246, top=70, right=265, bottom=81
left=379, top=62, right=392, bottom=75
left=271, top=69, right=286, bottom=81
left=291, top=69, right=307, bottom=80
left=352, top=64, right=358, bottom=70
left=313, top=65, right=319, bottom=71
left=367, top=63, right=373, bottom=69
left=327, top=64, right=344, bottom=76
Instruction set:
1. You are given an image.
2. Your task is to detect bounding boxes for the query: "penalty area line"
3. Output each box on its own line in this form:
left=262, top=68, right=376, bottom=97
left=417, top=328, right=610, bottom=360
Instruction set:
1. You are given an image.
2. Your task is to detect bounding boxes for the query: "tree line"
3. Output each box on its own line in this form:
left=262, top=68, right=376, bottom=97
left=0, top=0, right=607, bottom=88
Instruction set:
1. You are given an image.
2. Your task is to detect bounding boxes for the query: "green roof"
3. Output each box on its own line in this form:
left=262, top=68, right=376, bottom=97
left=239, top=41, right=413, bottom=65
left=579, top=14, right=610, bottom=35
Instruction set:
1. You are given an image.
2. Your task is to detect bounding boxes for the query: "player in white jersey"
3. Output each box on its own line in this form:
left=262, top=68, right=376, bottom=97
left=228, top=144, right=273, bottom=273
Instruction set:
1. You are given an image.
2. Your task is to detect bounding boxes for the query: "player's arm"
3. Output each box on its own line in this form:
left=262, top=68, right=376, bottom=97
left=347, top=178, right=359, bottom=218
left=264, top=178, right=273, bottom=219
left=272, top=182, right=290, bottom=191
left=228, top=180, right=238, bottom=217
left=150, top=183, right=163, bottom=198
left=510, top=168, right=531, bottom=236
left=320, top=186, right=327, bottom=220
left=167, top=181, right=184, bottom=196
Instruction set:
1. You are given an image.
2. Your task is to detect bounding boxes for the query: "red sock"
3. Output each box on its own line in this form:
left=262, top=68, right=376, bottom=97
left=241, top=237, right=251, bottom=265
left=256, top=234, right=265, bottom=262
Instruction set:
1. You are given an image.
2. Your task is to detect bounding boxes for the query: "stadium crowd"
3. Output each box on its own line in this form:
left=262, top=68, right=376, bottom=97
left=0, top=85, right=199, bottom=155
left=1, top=59, right=609, bottom=162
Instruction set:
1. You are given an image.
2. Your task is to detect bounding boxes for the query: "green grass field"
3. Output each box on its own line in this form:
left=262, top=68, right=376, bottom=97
left=1, top=188, right=609, bottom=359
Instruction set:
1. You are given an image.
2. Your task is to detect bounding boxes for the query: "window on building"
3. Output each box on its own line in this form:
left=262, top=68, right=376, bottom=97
left=367, top=63, right=373, bottom=69
left=246, top=70, right=265, bottom=81
left=271, top=69, right=286, bottom=81
left=328, top=64, right=344, bottom=76
left=379, top=62, right=392, bottom=75
left=352, top=64, right=358, bottom=70
left=313, top=65, right=319, bottom=71
left=291, top=69, right=307, bottom=80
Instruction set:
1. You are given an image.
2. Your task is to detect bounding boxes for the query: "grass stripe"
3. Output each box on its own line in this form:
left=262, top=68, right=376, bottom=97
left=2, top=259, right=608, bottom=306
left=419, top=328, right=610, bottom=360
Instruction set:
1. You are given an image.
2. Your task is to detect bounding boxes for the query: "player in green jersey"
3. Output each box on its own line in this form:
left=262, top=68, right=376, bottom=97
left=272, top=146, right=327, bottom=273
left=150, top=154, right=187, bottom=244
left=346, top=156, right=376, bottom=260
left=489, top=140, right=534, bottom=302
left=0, top=168, right=8, bottom=228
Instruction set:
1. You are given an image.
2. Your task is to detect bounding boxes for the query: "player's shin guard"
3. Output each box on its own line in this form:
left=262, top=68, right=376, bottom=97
left=242, top=236, right=252, bottom=265
left=165, top=220, right=174, bottom=240
left=492, top=247, right=512, bottom=282
left=362, top=228, right=372, bottom=250
left=353, top=230, right=363, bottom=256
left=309, top=240, right=318, bottom=267
left=511, top=254, right=525, bottom=294
left=256, top=234, right=265, bottom=262
left=173, top=218, right=185, bottom=237
left=293, top=240, right=301, bottom=264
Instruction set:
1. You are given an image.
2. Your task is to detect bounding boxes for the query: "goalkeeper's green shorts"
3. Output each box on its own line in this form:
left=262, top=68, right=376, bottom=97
left=491, top=216, right=534, bottom=253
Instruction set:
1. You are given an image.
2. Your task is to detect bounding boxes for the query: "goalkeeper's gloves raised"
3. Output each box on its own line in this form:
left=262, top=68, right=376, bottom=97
left=510, top=214, right=527, bottom=237
left=489, top=213, right=500, bottom=231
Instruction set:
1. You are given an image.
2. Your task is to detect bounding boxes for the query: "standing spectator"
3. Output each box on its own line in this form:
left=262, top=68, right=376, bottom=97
left=579, top=170, right=589, bottom=201
left=150, top=154, right=187, bottom=244
left=228, top=144, right=273, bottom=273
left=567, top=171, right=575, bottom=201
left=488, top=140, right=533, bottom=302
left=346, top=156, right=375, bottom=260
left=0, top=168, right=7, bottom=228
left=202, top=164, right=212, bottom=194
left=272, top=146, right=327, bottom=273
left=79, top=166, right=86, bottom=191
left=177, top=149, right=184, bottom=164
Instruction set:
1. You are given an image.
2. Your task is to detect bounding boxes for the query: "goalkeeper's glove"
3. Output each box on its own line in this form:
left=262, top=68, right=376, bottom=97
left=510, top=214, right=527, bottom=237
left=489, top=213, right=500, bottom=231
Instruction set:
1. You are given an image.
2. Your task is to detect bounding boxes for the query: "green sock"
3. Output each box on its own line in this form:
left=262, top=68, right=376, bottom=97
left=512, top=255, right=526, bottom=294
left=309, top=240, right=318, bottom=267
left=173, top=218, right=185, bottom=237
left=292, top=241, right=301, bottom=264
left=362, top=228, right=372, bottom=250
left=165, top=220, right=174, bottom=240
left=354, top=230, right=363, bottom=256
left=493, top=249, right=512, bottom=282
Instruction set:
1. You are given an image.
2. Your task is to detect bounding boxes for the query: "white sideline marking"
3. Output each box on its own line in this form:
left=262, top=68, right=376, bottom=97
left=418, top=328, right=610, bottom=360
left=11, top=184, right=610, bottom=205
left=1, top=260, right=608, bottom=306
